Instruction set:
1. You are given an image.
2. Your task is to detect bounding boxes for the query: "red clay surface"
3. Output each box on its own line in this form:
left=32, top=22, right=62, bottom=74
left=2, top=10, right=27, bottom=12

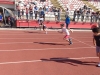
left=0, top=30, right=100, bottom=75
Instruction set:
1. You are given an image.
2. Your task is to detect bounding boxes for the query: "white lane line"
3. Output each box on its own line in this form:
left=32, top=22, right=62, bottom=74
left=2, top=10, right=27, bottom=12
left=0, top=38, right=57, bottom=39
left=73, top=37, right=92, bottom=38
left=0, top=28, right=91, bottom=31
left=71, top=37, right=93, bottom=47
left=0, top=41, right=93, bottom=44
left=0, top=42, right=32, bottom=44
left=0, top=33, right=92, bottom=36
left=0, top=57, right=98, bottom=65
left=0, top=60, right=42, bottom=65
left=0, top=34, right=61, bottom=35
left=0, top=47, right=95, bottom=52
left=0, top=37, right=94, bottom=39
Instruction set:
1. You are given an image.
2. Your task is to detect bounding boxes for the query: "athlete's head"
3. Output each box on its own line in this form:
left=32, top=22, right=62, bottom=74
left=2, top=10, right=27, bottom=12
left=60, top=24, right=64, bottom=28
left=92, top=27, right=100, bottom=34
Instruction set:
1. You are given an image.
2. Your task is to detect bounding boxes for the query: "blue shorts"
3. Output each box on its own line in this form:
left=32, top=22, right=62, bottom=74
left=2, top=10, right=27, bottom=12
left=96, top=46, right=100, bottom=53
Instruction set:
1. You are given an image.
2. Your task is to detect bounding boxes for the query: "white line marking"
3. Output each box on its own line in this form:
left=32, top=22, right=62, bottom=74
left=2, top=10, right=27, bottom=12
left=0, top=41, right=93, bottom=44
left=0, top=57, right=98, bottom=65
left=0, top=38, right=57, bottom=39
left=0, top=28, right=92, bottom=31
left=0, top=34, right=61, bottom=35
left=0, top=33, right=92, bottom=36
left=71, top=37, right=93, bottom=47
left=0, top=47, right=95, bottom=52
left=73, top=37, right=92, bottom=38
left=0, top=42, right=32, bottom=44
left=0, top=37, right=94, bottom=40
left=0, top=60, right=42, bottom=65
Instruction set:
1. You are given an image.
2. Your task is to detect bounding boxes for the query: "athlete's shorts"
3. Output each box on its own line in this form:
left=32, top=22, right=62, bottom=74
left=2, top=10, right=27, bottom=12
left=0, top=20, right=2, bottom=22
left=63, top=35, right=70, bottom=39
left=96, top=46, right=100, bottom=53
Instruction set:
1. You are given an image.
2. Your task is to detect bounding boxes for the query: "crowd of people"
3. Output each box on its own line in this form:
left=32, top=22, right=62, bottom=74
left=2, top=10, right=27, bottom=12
left=15, top=0, right=63, bottom=21
left=16, top=0, right=61, bottom=21
left=16, top=0, right=100, bottom=24
left=0, top=0, right=100, bottom=28
left=72, top=5, right=100, bottom=23
left=0, top=11, right=15, bottom=28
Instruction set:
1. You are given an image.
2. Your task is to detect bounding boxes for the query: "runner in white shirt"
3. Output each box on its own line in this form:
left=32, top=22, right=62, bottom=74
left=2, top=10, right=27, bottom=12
left=38, top=16, right=44, bottom=30
left=58, top=24, right=73, bottom=45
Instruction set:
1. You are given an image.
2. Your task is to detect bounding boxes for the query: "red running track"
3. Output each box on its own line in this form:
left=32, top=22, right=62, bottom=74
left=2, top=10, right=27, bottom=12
left=0, top=30, right=100, bottom=75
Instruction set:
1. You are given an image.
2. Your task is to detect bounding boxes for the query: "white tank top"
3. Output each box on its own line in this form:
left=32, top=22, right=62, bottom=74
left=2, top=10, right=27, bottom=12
left=62, top=27, right=70, bottom=35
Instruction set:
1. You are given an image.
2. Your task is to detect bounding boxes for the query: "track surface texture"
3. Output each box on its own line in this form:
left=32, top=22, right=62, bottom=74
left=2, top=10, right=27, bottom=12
left=0, top=29, right=99, bottom=75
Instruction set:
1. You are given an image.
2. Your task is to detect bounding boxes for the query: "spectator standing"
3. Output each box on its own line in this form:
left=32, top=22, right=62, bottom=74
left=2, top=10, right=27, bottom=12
left=0, top=13, right=3, bottom=27
left=77, top=9, right=81, bottom=22
left=65, top=15, right=70, bottom=28
left=97, top=19, right=100, bottom=28
left=81, top=9, right=85, bottom=22
left=92, top=12, right=96, bottom=23
left=10, top=16, right=15, bottom=28
left=21, top=9, right=24, bottom=19
left=95, top=11, right=99, bottom=22
left=43, top=6, right=46, bottom=21
left=65, top=8, right=69, bottom=17
left=73, top=9, right=77, bottom=21
left=57, top=8, right=61, bottom=22
left=18, top=9, right=21, bottom=19
left=54, top=7, right=58, bottom=21
left=38, top=7, right=42, bottom=18
left=98, top=12, right=100, bottom=21
left=29, top=5, right=33, bottom=19
left=85, top=10, right=90, bottom=22
left=26, top=8, right=29, bottom=20
left=34, top=6, right=38, bottom=20
left=83, top=4, right=87, bottom=10
left=90, top=12, right=94, bottom=23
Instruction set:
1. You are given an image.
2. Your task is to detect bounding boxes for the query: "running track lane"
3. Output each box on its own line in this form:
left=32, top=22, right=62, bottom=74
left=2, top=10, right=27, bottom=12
left=0, top=30, right=99, bottom=75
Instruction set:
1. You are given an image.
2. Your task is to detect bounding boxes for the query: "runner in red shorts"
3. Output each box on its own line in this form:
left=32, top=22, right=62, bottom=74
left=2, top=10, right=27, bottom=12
left=58, top=23, right=73, bottom=45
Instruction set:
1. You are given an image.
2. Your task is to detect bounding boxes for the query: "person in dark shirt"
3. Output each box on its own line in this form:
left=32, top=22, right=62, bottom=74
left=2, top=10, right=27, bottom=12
left=0, top=13, right=3, bottom=27
left=92, top=27, right=100, bottom=67
left=97, top=19, right=100, bottom=28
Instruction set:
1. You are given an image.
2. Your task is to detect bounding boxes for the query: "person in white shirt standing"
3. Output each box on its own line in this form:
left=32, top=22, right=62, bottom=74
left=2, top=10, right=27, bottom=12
left=58, top=24, right=73, bottom=45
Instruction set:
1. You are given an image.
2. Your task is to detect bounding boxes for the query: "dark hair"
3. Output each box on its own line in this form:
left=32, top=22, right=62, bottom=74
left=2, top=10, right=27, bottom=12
left=92, top=27, right=100, bottom=33
left=99, top=18, right=100, bottom=21
left=60, top=24, right=64, bottom=27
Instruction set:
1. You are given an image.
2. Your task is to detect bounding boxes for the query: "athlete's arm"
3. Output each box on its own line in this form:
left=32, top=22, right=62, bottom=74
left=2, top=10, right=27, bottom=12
left=68, top=28, right=73, bottom=33
left=93, top=37, right=96, bottom=46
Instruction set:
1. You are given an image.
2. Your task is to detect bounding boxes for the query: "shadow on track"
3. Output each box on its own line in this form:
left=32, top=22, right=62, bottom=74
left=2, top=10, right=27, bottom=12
left=40, top=57, right=97, bottom=66
left=34, top=42, right=67, bottom=46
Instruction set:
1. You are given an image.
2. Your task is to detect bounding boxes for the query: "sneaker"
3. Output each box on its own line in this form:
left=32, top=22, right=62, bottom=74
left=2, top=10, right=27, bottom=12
left=69, top=42, right=73, bottom=45
left=98, top=63, right=100, bottom=67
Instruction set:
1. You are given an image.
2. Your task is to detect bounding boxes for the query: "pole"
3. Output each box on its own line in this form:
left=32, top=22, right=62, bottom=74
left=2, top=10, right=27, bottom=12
left=3, top=7, right=6, bottom=27
left=14, top=0, right=17, bottom=17
left=14, top=0, right=18, bottom=28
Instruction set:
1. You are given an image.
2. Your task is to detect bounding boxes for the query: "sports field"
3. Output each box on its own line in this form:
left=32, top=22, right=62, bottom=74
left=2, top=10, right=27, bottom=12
left=0, top=29, right=99, bottom=75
